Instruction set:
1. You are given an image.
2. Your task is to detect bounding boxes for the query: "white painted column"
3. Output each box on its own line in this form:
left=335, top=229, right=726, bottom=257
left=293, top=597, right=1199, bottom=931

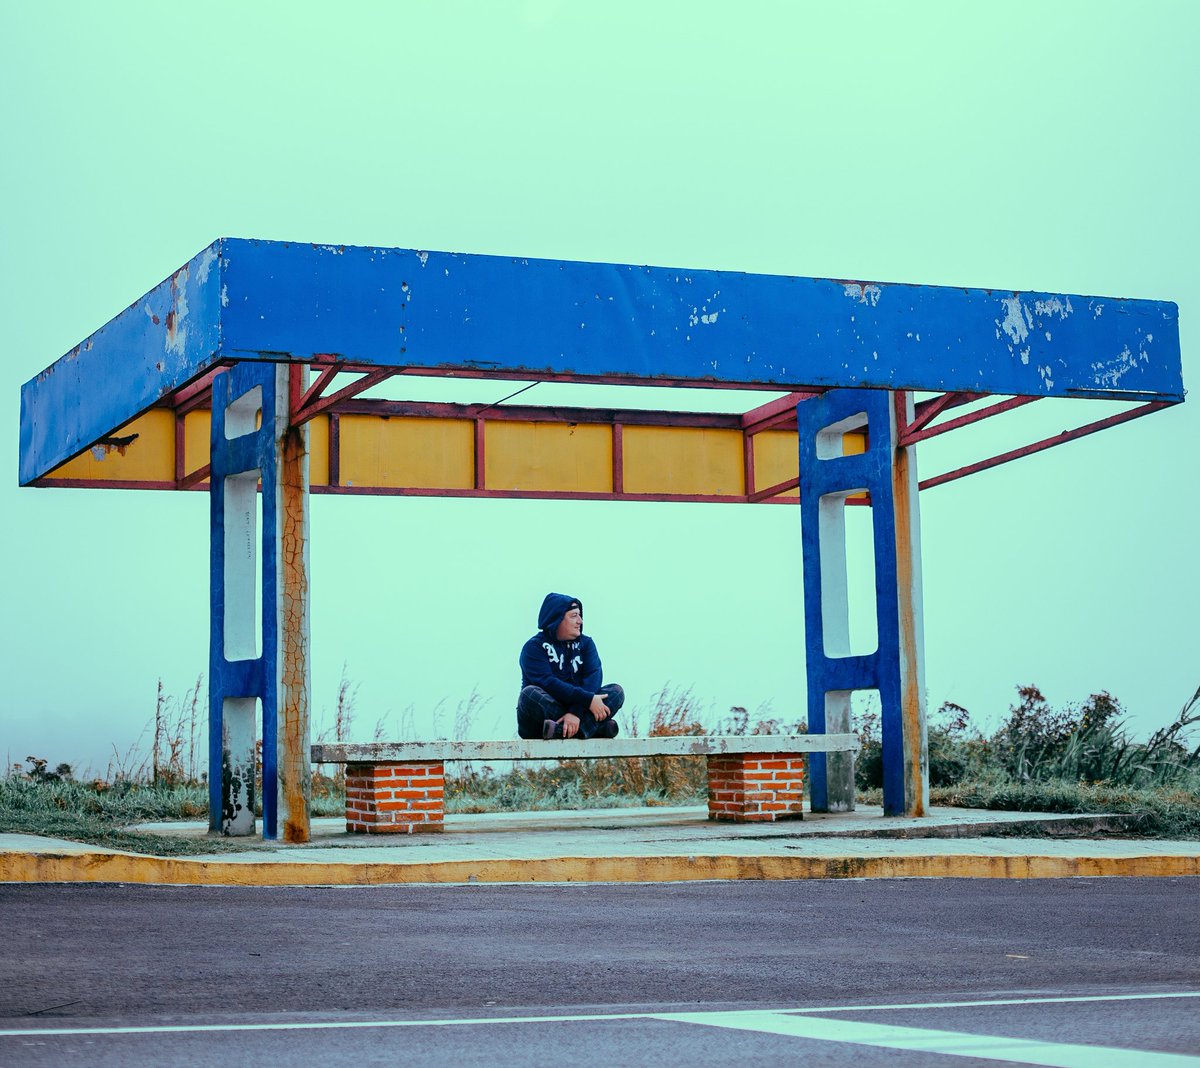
left=217, top=395, right=262, bottom=836
left=220, top=697, right=257, bottom=835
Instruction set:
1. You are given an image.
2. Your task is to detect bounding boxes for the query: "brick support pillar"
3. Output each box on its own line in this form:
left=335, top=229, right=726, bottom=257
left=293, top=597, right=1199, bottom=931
left=706, top=753, right=805, bottom=822
left=345, top=762, right=445, bottom=834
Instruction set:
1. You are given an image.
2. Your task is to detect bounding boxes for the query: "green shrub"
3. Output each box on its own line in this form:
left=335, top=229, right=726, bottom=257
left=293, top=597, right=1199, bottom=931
left=855, top=699, right=991, bottom=790
left=856, top=683, right=1200, bottom=795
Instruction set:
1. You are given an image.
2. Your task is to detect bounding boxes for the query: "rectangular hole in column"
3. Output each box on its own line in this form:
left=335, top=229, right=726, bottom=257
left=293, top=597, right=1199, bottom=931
left=850, top=689, right=881, bottom=733
left=224, top=385, right=263, bottom=440
left=223, top=470, right=263, bottom=661
left=845, top=500, right=879, bottom=655
left=819, top=491, right=878, bottom=658
left=815, top=411, right=867, bottom=459
left=849, top=688, right=882, bottom=785
left=822, top=691, right=882, bottom=741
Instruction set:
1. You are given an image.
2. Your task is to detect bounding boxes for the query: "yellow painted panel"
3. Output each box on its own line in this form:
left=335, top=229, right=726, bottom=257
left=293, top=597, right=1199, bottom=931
left=339, top=415, right=474, bottom=489
left=49, top=409, right=175, bottom=482
left=842, top=430, right=868, bottom=502
left=486, top=421, right=612, bottom=493
left=181, top=411, right=328, bottom=486
left=183, top=410, right=211, bottom=484
left=624, top=426, right=743, bottom=496
left=750, top=428, right=866, bottom=500
left=309, top=415, right=330, bottom=487
left=753, top=430, right=800, bottom=497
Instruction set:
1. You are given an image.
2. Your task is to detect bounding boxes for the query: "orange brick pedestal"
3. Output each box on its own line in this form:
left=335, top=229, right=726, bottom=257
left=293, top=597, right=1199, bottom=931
left=346, top=762, right=445, bottom=833
left=706, top=753, right=805, bottom=822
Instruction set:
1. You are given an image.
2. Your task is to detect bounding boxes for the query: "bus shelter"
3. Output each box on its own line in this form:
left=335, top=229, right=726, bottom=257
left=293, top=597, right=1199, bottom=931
left=19, top=239, right=1183, bottom=840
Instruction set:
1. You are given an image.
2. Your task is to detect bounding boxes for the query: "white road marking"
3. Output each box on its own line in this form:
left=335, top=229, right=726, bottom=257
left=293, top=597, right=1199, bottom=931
left=654, top=1010, right=1200, bottom=1067
left=1, top=989, right=1197, bottom=1040
left=778, top=990, right=1200, bottom=1015
left=2, top=1013, right=645, bottom=1038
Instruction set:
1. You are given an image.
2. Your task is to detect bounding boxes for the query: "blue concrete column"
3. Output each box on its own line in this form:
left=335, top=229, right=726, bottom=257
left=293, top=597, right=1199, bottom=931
left=799, top=389, right=928, bottom=817
left=208, top=363, right=311, bottom=840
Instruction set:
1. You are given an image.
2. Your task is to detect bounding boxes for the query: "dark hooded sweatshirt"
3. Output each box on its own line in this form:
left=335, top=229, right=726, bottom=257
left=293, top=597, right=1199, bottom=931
left=519, top=592, right=603, bottom=713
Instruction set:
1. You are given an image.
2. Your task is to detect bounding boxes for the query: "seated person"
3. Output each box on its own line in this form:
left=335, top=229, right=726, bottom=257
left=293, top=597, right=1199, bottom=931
left=516, top=592, right=624, bottom=740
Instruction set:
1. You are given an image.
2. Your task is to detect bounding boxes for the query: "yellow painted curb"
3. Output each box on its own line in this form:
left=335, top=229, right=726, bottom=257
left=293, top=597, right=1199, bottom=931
left=2, top=850, right=1199, bottom=885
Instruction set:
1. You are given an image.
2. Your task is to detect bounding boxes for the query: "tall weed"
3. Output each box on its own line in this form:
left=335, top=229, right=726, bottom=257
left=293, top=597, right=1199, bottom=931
left=855, top=682, right=1200, bottom=798
left=151, top=675, right=205, bottom=786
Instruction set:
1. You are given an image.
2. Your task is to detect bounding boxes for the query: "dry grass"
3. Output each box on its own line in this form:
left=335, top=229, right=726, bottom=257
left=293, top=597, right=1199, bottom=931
left=19, top=674, right=1199, bottom=837
left=446, top=686, right=803, bottom=811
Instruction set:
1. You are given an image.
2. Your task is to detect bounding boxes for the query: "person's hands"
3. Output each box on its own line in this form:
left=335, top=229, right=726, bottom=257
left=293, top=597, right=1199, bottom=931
left=561, top=712, right=582, bottom=738
left=589, top=694, right=611, bottom=721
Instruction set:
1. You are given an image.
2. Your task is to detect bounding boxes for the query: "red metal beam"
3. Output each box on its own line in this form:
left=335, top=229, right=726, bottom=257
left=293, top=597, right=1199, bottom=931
left=747, top=475, right=799, bottom=503
left=740, top=391, right=820, bottom=434
left=612, top=423, right=624, bottom=494
left=311, top=484, right=770, bottom=505
left=288, top=363, right=306, bottom=412
left=903, top=391, right=984, bottom=438
left=32, top=477, right=184, bottom=491
left=911, top=389, right=983, bottom=418
left=328, top=413, right=341, bottom=487
left=169, top=359, right=750, bottom=420
left=38, top=372, right=1176, bottom=502
left=293, top=359, right=345, bottom=418
left=165, top=365, right=230, bottom=415
left=292, top=368, right=398, bottom=425
left=175, top=385, right=215, bottom=416
left=179, top=463, right=211, bottom=490
left=278, top=361, right=818, bottom=394
left=900, top=394, right=1041, bottom=446
left=920, top=401, right=1169, bottom=490
left=31, top=475, right=805, bottom=504
left=151, top=389, right=816, bottom=434
left=473, top=418, right=486, bottom=490
left=173, top=411, right=186, bottom=487
left=172, top=397, right=209, bottom=489
left=893, top=389, right=910, bottom=445
left=394, top=365, right=811, bottom=393
left=337, top=398, right=745, bottom=429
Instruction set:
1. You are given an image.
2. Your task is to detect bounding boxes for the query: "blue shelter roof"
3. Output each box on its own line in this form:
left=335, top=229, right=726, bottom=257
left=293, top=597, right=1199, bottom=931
left=20, top=237, right=1183, bottom=485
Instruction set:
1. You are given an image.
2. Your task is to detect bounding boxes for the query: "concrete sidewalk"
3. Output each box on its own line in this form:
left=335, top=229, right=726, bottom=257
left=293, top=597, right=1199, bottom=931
left=3, top=805, right=1198, bottom=885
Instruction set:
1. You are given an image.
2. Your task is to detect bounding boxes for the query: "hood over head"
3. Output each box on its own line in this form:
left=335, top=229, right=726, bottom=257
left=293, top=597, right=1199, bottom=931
left=538, top=592, right=582, bottom=635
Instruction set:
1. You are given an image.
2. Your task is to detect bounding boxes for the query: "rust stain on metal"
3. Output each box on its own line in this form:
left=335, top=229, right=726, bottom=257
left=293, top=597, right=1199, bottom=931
left=892, top=395, right=927, bottom=818
left=92, top=432, right=139, bottom=459
left=279, top=407, right=312, bottom=844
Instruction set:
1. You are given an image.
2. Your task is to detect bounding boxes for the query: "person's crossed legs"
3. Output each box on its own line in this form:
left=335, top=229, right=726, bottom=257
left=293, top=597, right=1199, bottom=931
left=516, top=684, right=624, bottom=740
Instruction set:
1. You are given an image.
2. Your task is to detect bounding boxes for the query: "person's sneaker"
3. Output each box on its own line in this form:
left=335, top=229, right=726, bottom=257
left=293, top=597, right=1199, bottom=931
left=542, top=719, right=561, bottom=740
left=595, top=719, right=619, bottom=739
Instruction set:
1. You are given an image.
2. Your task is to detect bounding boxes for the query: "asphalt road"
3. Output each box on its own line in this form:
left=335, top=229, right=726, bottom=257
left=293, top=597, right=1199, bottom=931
left=2, top=878, right=1198, bottom=1066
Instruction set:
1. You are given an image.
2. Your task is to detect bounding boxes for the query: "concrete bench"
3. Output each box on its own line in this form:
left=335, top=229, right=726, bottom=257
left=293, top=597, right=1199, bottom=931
left=311, top=735, right=860, bottom=834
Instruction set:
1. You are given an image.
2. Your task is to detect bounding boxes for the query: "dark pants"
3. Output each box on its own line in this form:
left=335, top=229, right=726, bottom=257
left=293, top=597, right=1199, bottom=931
left=516, top=683, right=625, bottom=740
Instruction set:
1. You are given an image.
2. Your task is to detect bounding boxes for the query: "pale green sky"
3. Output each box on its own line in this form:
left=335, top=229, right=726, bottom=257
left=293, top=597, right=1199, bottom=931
left=2, top=1, right=1197, bottom=772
